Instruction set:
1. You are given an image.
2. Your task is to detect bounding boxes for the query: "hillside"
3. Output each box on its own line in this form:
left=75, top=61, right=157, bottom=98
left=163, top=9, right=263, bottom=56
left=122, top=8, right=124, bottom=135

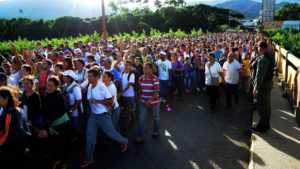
left=215, top=0, right=298, bottom=19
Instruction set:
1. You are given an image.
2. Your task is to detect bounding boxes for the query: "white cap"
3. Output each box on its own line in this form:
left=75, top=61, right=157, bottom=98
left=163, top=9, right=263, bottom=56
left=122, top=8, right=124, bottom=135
left=160, top=51, right=166, bottom=55
left=61, top=70, right=78, bottom=81
left=75, top=48, right=82, bottom=54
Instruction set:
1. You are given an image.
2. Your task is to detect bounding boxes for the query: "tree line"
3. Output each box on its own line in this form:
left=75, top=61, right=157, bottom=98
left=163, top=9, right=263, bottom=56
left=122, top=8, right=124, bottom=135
left=0, top=4, right=244, bottom=42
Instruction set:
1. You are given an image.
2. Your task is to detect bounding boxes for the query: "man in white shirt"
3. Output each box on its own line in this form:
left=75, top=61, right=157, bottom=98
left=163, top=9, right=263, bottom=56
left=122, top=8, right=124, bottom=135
left=156, top=51, right=172, bottom=103
left=118, top=60, right=135, bottom=136
left=223, top=53, right=242, bottom=109
left=81, top=68, right=128, bottom=168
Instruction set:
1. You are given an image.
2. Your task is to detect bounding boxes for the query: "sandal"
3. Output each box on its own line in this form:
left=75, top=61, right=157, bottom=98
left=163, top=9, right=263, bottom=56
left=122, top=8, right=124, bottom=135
left=80, top=160, right=94, bottom=168
left=61, top=163, right=69, bottom=169
left=52, top=160, right=61, bottom=169
left=120, top=144, right=128, bottom=152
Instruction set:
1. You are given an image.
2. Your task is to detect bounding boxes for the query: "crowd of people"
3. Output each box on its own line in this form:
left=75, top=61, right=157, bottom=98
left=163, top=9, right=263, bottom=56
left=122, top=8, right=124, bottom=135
left=0, top=32, right=275, bottom=169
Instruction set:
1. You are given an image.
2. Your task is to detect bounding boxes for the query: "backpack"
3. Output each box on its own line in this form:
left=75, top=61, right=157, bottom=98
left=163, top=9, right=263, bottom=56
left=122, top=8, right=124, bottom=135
left=62, top=83, right=82, bottom=114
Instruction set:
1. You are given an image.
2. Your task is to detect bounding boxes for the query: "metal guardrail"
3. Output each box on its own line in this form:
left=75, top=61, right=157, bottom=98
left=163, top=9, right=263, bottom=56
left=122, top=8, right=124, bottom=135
left=275, top=45, right=300, bottom=125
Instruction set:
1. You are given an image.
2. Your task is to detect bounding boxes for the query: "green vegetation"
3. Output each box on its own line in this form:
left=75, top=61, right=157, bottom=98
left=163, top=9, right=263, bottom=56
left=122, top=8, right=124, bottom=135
left=0, top=28, right=204, bottom=53
left=275, top=3, right=300, bottom=21
left=0, top=4, right=243, bottom=42
left=264, top=29, right=300, bottom=57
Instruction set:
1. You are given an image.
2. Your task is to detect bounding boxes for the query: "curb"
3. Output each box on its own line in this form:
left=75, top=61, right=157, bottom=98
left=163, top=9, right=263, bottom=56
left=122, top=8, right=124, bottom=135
left=248, top=134, right=255, bottom=169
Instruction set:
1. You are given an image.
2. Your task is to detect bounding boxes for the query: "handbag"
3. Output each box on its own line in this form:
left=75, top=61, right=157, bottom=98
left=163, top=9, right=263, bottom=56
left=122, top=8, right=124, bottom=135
left=208, top=65, right=219, bottom=86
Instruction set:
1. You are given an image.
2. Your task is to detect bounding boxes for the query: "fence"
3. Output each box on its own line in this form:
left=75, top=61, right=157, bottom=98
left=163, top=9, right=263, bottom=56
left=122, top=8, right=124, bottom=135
left=275, top=45, right=300, bottom=125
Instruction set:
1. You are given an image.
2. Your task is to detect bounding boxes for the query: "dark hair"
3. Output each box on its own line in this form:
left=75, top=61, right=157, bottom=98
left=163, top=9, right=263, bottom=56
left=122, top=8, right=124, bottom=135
left=125, top=60, right=132, bottom=66
left=22, top=75, right=35, bottom=85
left=44, top=59, right=53, bottom=67
left=0, top=86, right=19, bottom=108
left=104, top=71, right=114, bottom=82
left=76, top=59, right=85, bottom=66
left=55, top=63, right=63, bottom=70
left=63, top=57, right=74, bottom=70
left=47, top=76, right=60, bottom=88
left=259, top=41, right=268, bottom=49
left=88, top=68, right=100, bottom=78
left=144, top=62, right=153, bottom=69
left=21, top=64, right=32, bottom=74
left=209, top=52, right=215, bottom=59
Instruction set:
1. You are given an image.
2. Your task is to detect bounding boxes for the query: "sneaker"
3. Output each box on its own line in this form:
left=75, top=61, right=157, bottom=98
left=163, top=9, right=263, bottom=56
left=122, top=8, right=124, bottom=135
left=252, top=124, right=268, bottom=133
left=120, top=144, right=128, bottom=152
left=80, top=160, right=94, bottom=168
left=196, top=88, right=200, bottom=92
left=135, top=137, right=145, bottom=144
left=152, top=132, right=159, bottom=138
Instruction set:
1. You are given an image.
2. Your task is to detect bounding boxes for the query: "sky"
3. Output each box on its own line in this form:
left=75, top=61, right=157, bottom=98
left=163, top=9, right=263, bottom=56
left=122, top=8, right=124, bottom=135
left=0, top=0, right=297, bottom=19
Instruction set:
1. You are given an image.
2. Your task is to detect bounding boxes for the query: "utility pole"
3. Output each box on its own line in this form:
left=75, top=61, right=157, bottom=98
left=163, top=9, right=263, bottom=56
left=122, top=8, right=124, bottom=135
left=101, top=0, right=107, bottom=42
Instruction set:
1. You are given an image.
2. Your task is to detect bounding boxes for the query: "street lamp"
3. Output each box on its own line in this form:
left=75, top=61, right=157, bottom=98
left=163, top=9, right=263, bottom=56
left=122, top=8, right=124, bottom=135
left=101, top=0, right=107, bottom=41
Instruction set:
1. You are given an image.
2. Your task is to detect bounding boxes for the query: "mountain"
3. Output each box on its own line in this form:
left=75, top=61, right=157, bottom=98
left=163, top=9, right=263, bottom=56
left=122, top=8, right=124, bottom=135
left=214, top=0, right=299, bottom=19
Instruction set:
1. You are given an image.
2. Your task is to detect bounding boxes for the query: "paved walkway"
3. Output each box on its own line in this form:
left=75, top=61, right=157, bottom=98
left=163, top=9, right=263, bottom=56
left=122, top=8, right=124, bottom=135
left=63, top=90, right=252, bottom=169
left=250, top=81, right=300, bottom=169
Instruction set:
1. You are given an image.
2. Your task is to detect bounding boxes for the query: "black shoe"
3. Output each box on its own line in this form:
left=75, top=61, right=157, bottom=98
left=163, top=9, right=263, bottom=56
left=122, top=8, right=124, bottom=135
left=252, top=124, right=268, bottom=133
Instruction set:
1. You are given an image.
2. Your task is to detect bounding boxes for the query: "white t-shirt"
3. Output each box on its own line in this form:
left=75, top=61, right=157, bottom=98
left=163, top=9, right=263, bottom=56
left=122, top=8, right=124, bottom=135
left=156, top=59, right=172, bottom=80
left=205, top=62, right=222, bottom=85
left=63, top=82, right=82, bottom=117
left=8, top=71, right=21, bottom=86
left=80, top=78, right=102, bottom=91
left=87, top=82, right=112, bottom=114
left=76, top=69, right=88, bottom=84
left=121, top=72, right=135, bottom=97
left=223, top=60, right=241, bottom=84
left=107, top=82, right=119, bottom=109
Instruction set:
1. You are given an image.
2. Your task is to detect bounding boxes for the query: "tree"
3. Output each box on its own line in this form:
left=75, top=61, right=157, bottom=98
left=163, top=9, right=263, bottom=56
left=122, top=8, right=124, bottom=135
left=154, top=0, right=162, bottom=9
left=275, top=3, right=300, bottom=20
left=108, top=1, right=119, bottom=13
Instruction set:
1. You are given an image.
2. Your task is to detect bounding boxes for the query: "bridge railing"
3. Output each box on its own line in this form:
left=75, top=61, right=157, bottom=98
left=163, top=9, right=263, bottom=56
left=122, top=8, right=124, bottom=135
left=275, top=44, right=300, bottom=125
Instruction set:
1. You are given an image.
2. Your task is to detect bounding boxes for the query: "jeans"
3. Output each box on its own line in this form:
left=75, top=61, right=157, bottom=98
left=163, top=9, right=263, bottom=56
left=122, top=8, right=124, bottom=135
left=192, top=71, right=200, bottom=89
left=120, top=96, right=135, bottom=135
left=73, top=116, right=84, bottom=137
left=138, top=105, right=160, bottom=139
left=159, top=80, right=169, bottom=100
left=206, top=85, right=219, bottom=110
left=171, top=76, right=184, bottom=98
left=184, top=77, right=192, bottom=89
left=85, top=113, right=128, bottom=160
left=225, top=83, right=239, bottom=108
left=112, top=107, right=121, bottom=132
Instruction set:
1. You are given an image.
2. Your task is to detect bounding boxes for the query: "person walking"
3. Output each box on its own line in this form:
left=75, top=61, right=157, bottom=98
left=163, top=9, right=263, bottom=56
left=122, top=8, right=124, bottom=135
left=80, top=68, right=128, bottom=168
left=205, top=53, right=224, bottom=113
left=136, top=63, right=160, bottom=143
left=222, top=53, right=242, bottom=109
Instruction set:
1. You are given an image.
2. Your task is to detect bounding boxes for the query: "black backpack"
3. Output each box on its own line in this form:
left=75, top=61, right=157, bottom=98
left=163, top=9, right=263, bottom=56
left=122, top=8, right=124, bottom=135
left=122, top=70, right=139, bottom=91
left=62, top=84, right=82, bottom=114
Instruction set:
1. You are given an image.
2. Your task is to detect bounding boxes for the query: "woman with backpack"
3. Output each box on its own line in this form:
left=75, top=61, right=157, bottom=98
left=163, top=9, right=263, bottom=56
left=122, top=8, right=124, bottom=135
left=38, top=76, right=72, bottom=169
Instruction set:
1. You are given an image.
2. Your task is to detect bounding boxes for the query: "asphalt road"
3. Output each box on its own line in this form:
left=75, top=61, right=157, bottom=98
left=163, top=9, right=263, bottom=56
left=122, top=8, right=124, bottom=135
left=61, top=89, right=252, bottom=169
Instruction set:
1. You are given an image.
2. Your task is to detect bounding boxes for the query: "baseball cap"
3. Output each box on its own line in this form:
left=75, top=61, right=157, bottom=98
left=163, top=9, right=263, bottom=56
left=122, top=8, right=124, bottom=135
left=61, top=70, right=78, bottom=81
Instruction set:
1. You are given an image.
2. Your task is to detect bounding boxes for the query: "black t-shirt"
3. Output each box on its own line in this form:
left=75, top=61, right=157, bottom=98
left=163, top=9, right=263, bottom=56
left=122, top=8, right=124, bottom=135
left=21, top=91, right=42, bottom=122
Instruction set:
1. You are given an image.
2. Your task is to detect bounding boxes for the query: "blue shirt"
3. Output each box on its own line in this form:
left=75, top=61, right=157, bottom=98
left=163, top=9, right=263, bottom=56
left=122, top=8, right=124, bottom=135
left=214, top=50, right=223, bottom=62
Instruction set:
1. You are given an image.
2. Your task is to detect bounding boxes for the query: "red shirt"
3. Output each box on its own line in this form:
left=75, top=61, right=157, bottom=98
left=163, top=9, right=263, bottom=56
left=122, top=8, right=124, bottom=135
left=139, top=74, right=160, bottom=107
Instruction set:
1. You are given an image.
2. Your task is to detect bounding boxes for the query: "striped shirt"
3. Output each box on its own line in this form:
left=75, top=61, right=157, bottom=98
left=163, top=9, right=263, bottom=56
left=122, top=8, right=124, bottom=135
left=139, top=74, right=160, bottom=107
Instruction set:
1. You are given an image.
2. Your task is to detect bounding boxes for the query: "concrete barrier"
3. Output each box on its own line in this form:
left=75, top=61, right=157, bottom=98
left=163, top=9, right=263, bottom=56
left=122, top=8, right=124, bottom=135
left=275, top=44, right=300, bottom=126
